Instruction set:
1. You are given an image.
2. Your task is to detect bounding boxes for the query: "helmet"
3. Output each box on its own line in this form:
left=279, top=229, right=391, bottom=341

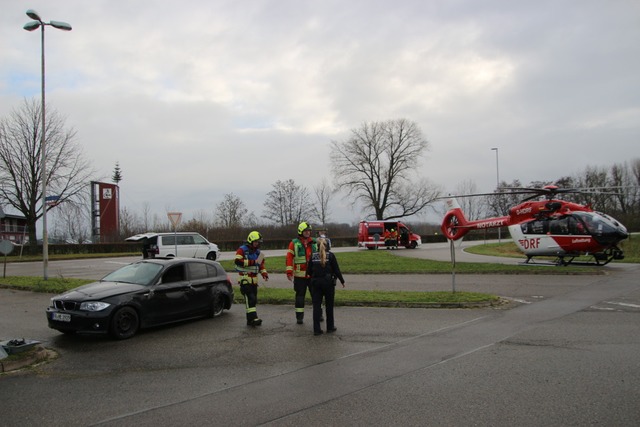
left=247, top=231, right=262, bottom=244
left=298, top=222, right=312, bottom=235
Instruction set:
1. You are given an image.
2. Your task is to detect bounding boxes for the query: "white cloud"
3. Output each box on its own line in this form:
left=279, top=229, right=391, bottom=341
left=2, top=0, right=640, bottom=226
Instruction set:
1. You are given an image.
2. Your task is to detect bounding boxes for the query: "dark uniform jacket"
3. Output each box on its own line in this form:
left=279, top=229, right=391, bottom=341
left=306, top=251, right=345, bottom=285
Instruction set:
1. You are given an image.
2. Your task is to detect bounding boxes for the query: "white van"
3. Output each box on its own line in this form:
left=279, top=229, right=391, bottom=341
left=125, top=232, right=220, bottom=260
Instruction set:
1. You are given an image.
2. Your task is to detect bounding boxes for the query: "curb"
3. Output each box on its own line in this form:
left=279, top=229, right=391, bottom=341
left=0, top=345, right=55, bottom=373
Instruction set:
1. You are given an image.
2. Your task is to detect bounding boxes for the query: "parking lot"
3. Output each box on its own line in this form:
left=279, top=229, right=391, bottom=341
left=2, top=246, right=640, bottom=426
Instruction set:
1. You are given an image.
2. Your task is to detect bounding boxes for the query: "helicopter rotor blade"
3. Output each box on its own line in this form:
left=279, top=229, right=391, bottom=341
left=439, top=185, right=629, bottom=203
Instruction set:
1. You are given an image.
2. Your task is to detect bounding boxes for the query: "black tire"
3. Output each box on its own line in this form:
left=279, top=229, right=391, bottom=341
left=206, top=251, right=217, bottom=261
left=109, top=307, right=140, bottom=340
left=408, top=241, right=417, bottom=249
left=209, top=293, right=225, bottom=318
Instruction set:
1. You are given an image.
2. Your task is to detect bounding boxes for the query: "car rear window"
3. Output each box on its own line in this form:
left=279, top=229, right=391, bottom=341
left=102, top=262, right=163, bottom=286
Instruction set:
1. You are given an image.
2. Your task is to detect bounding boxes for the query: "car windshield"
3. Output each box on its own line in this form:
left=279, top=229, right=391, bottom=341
left=101, top=262, right=164, bottom=286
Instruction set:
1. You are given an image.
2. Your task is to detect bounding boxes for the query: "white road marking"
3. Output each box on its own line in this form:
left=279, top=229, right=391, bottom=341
left=603, top=301, right=640, bottom=309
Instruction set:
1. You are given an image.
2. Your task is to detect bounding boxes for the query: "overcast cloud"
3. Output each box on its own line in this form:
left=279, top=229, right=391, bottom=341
left=2, top=0, right=639, bottom=225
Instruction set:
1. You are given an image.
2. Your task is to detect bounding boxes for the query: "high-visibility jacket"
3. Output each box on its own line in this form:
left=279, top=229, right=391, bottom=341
left=235, top=244, right=266, bottom=285
left=285, top=237, right=317, bottom=278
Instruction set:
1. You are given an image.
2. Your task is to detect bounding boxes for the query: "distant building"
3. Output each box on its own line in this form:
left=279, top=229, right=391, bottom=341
left=0, top=212, right=28, bottom=244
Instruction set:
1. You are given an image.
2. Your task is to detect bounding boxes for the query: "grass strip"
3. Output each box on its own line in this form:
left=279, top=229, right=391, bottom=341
left=233, top=286, right=499, bottom=307
left=0, top=276, right=498, bottom=307
left=219, top=251, right=603, bottom=275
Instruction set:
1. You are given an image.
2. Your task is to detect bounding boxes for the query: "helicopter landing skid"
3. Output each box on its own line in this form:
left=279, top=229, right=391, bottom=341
left=521, top=255, right=612, bottom=267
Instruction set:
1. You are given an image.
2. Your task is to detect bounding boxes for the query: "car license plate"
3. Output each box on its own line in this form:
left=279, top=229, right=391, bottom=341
left=52, top=312, right=71, bottom=322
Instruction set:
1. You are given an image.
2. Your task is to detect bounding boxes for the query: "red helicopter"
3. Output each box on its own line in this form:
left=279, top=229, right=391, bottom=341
left=440, top=185, right=629, bottom=266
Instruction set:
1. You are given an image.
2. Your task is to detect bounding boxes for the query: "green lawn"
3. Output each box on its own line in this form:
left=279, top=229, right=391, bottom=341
left=218, top=250, right=603, bottom=275
left=0, top=275, right=500, bottom=307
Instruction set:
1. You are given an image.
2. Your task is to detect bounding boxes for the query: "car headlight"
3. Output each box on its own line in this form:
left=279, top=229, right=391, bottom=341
left=79, top=301, right=111, bottom=312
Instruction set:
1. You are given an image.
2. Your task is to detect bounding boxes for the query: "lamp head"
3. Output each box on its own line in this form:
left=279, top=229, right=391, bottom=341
left=26, top=9, right=42, bottom=21
left=23, top=21, right=41, bottom=31
left=50, top=21, right=72, bottom=31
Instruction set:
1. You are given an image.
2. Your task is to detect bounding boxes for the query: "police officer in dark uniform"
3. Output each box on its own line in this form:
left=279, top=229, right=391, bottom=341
left=306, top=238, right=345, bottom=336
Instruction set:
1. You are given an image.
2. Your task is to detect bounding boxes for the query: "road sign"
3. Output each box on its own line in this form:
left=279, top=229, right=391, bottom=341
left=167, top=212, right=182, bottom=227
left=0, top=240, right=14, bottom=255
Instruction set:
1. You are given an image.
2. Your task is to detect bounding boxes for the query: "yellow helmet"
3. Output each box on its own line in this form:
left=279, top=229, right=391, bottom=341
left=247, top=231, right=262, bottom=243
left=298, top=221, right=312, bottom=235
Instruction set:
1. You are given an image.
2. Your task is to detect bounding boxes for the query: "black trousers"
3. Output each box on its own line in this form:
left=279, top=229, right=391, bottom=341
left=240, top=283, right=258, bottom=322
left=293, top=277, right=311, bottom=320
left=311, top=276, right=335, bottom=333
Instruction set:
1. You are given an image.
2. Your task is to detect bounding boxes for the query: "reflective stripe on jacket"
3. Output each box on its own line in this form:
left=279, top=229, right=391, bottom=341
left=235, top=244, right=266, bottom=284
left=286, top=237, right=317, bottom=278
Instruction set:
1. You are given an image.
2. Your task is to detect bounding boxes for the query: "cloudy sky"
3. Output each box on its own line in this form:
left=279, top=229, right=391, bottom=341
left=2, top=0, right=639, bottom=225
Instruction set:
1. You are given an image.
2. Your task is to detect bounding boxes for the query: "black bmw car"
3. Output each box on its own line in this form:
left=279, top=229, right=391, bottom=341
left=46, top=258, right=234, bottom=339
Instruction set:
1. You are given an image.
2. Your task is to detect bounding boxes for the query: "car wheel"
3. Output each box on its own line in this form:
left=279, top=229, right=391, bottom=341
left=109, top=307, right=140, bottom=340
left=409, top=241, right=417, bottom=249
left=206, top=252, right=217, bottom=261
left=209, top=293, right=225, bottom=318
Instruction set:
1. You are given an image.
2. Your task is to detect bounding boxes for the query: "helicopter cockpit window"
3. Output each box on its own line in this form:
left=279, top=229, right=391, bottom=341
left=567, top=216, right=588, bottom=235
left=573, top=211, right=600, bottom=235
left=549, top=217, right=570, bottom=235
left=522, top=220, right=549, bottom=235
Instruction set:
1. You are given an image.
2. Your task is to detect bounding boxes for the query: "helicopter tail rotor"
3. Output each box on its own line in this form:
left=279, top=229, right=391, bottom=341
left=441, top=198, right=471, bottom=241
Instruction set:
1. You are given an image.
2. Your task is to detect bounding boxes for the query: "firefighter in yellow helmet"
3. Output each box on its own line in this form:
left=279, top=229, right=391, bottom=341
left=285, top=221, right=318, bottom=324
left=235, top=231, right=268, bottom=326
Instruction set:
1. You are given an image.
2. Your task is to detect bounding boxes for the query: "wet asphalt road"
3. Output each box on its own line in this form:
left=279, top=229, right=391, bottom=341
left=1, top=243, right=640, bottom=426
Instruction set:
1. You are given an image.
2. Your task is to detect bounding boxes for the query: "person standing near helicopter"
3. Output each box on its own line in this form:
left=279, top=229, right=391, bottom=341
left=235, top=231, right=268, bottom=327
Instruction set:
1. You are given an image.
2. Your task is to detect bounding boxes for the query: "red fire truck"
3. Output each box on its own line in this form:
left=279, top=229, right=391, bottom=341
left=357, top=220, right=421, bottom=250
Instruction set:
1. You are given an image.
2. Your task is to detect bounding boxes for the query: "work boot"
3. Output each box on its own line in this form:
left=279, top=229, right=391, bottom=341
left=247, top=312, right=261, bottom=326
left=296, top=313, right=304, bottom=324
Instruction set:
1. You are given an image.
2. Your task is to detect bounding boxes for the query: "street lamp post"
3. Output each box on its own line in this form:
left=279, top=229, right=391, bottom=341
left=491, top=147, right=501, bottom=242
left=23, top=9, right=72, bottom=280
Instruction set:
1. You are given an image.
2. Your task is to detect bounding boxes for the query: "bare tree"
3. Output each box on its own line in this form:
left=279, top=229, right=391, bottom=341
left=119, top=206, right=142, bottom=238
left=262, top=179, right=313, bottom=226
left=0, top=99, right=94, bottom=249
left=453, top=179, right=486, bottom=220
left=486, top=179, right=523, bottom=217
left=574, top=165, right=611, bottom=211
left=141, top=202, right=152, bottom=231
left=215, top=193, right=248, bottom=228
left=330, top=118, right=441, bottom=220
left=50, top=198, right=91, bottom=243
left=244, top=212, right=260, bottom=228
left=311, top=178, right=334, bottom=226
